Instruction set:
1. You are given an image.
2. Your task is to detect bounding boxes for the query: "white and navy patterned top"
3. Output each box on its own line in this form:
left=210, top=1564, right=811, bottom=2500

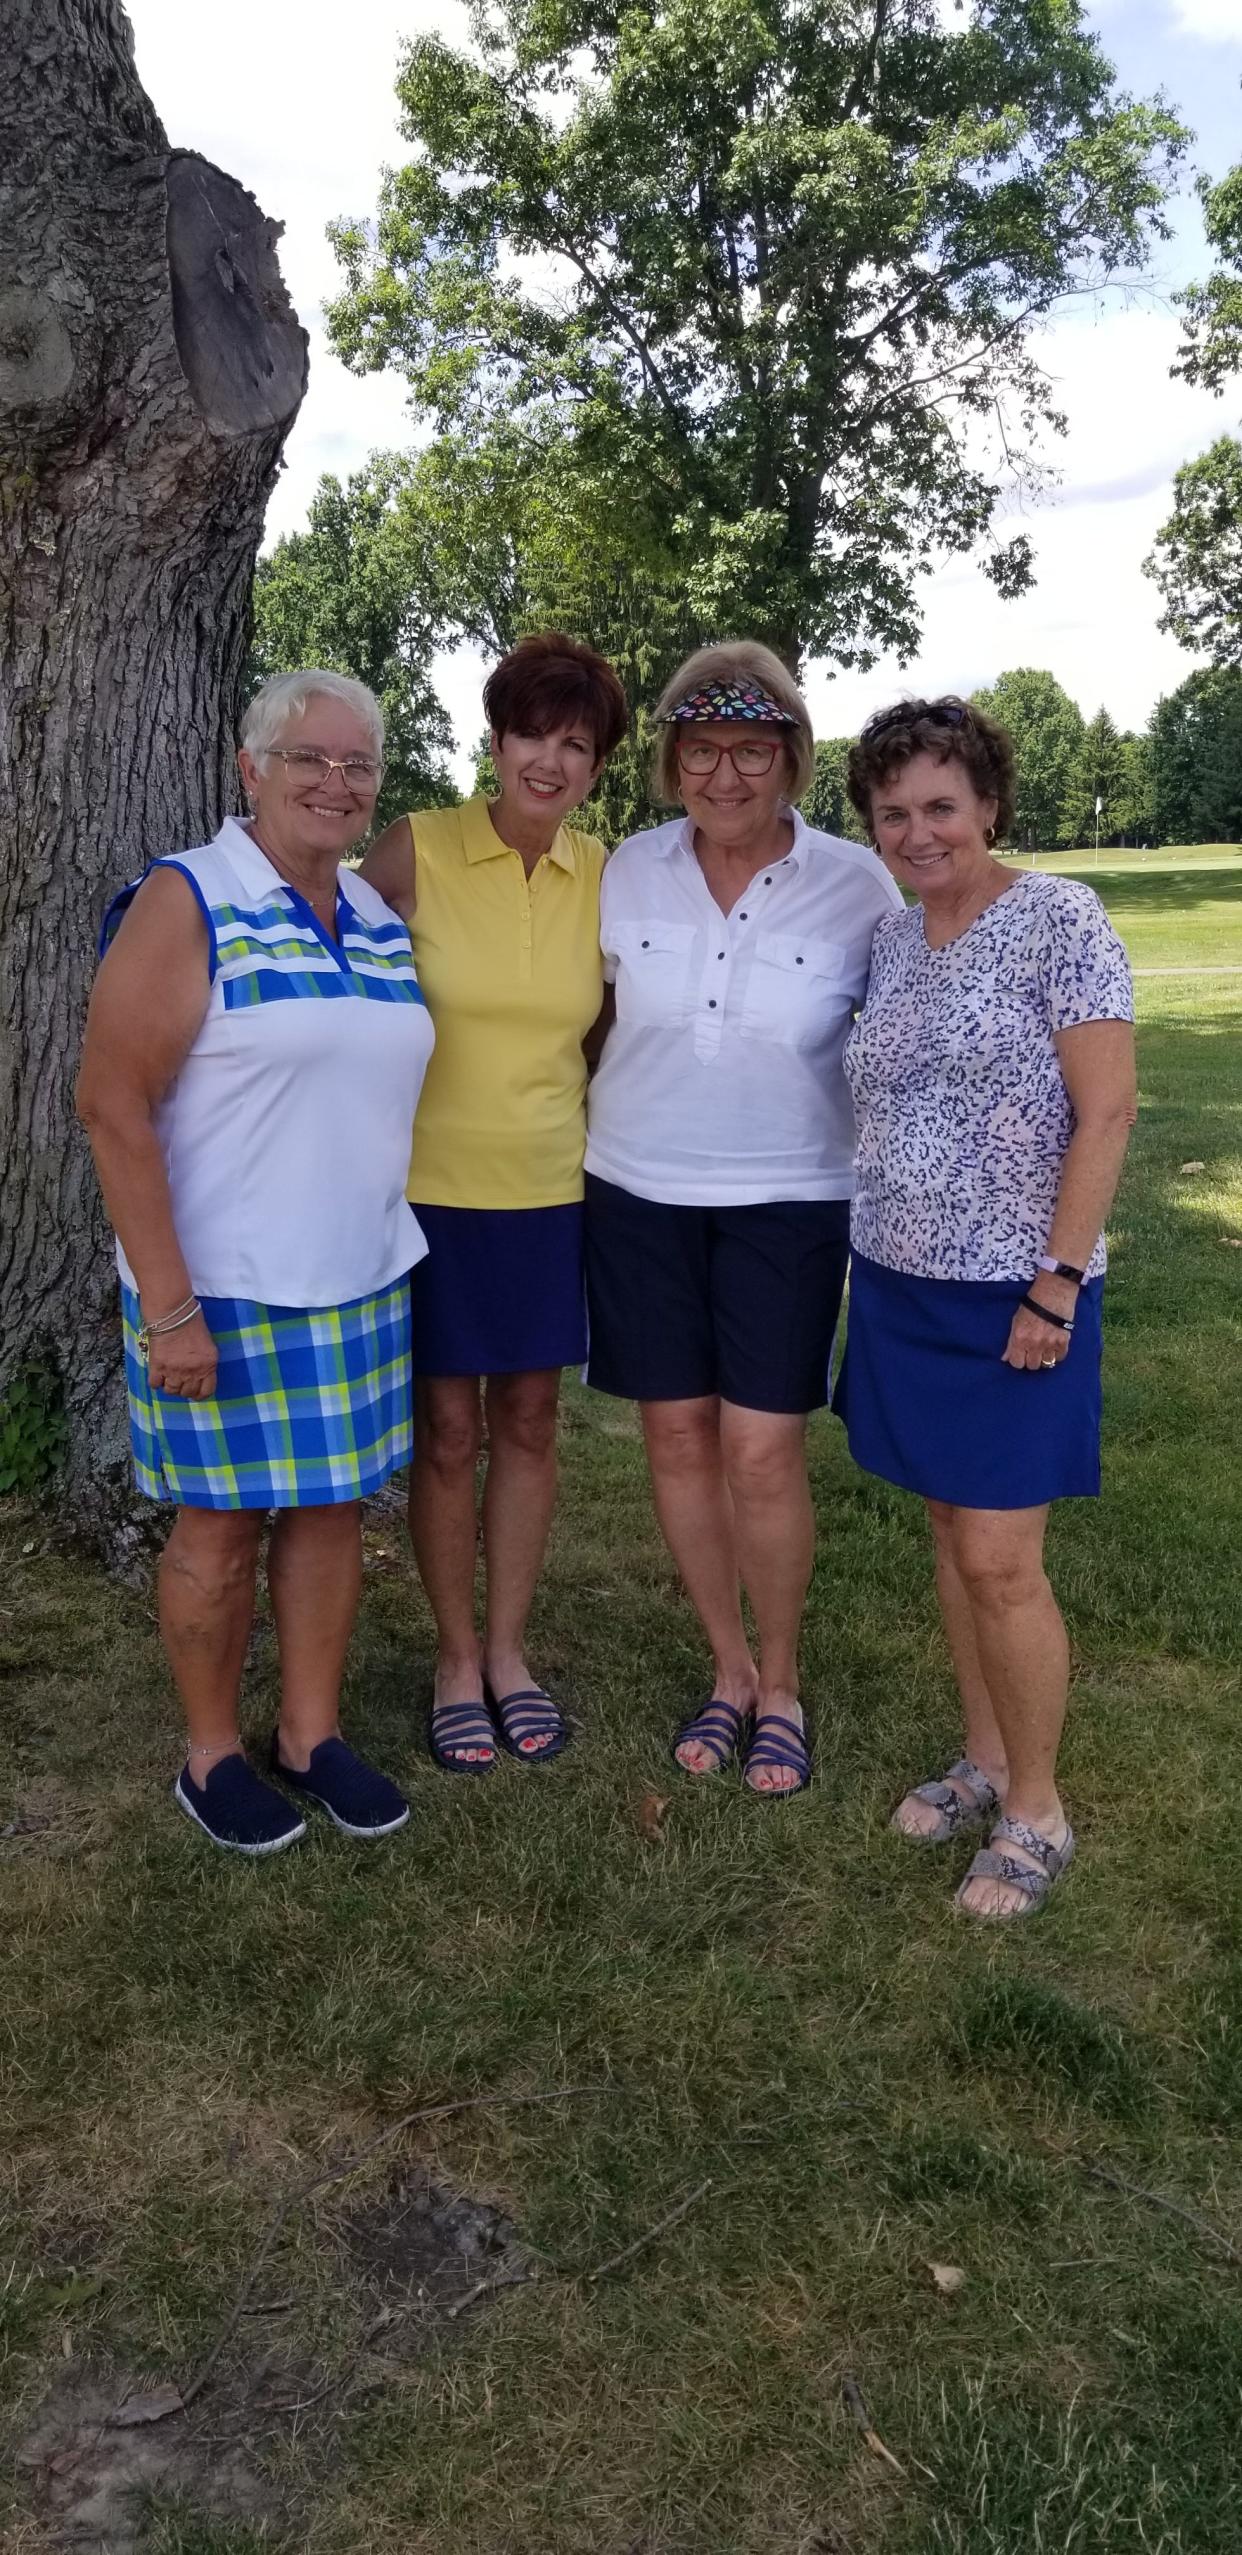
left=101, top=818, right=435, bottom=1308
left=843, top=873, right=1133, bottom=1283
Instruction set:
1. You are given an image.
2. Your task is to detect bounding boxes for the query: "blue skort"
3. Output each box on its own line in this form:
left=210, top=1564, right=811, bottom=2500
left=409, top=1202, right=588, bottom=1377
left=833, top=1252, right=1105, bottom=1509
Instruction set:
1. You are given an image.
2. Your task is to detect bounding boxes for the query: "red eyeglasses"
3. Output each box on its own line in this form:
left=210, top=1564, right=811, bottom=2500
left=676, top=736, right=782, bottom=777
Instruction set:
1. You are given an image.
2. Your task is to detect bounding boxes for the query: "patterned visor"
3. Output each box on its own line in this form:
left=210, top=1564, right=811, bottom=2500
left=659, top=678, right=798, bottom=726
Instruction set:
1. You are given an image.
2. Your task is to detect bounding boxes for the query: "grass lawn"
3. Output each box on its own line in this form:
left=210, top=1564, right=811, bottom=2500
left=1007, top=843, right=1242, bottom=973
left=3, top=855, right=1242, bottom=2554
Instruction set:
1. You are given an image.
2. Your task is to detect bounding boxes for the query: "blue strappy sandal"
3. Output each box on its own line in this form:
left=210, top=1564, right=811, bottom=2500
left=429, top=1699, right=497, bottom=1776
left=488, top=1686, right=571, bottom=1764
left=743, top=1712, right=812, bottom=1798
left=671, top=1698, right=750, bottom=1775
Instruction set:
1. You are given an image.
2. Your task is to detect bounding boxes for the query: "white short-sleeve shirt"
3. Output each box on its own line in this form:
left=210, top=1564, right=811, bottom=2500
left=844, top=872, right=1134, bottom=1282
left=585, top=809, right=904, bottom=1205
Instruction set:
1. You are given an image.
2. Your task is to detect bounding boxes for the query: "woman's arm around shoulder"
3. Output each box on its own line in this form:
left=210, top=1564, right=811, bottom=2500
left=360, top=815, right=416, bottom=921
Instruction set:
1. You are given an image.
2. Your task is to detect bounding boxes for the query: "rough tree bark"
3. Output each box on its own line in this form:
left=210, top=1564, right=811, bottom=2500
left=0, top=1, right=307, bottom=1564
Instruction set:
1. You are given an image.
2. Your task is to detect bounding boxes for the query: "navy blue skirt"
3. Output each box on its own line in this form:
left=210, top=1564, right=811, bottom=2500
left=409, top=1202, right=587, bottom=1377
left=833, top=1253, right=1105, bottom=1509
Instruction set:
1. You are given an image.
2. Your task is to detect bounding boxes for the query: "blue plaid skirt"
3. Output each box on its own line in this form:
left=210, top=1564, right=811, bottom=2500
left=121, top=1278, right=413, bottom=1509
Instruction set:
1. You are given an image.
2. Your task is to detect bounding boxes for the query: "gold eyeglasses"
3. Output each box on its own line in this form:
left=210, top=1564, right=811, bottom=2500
left=272, top=748, right=383, bottom=785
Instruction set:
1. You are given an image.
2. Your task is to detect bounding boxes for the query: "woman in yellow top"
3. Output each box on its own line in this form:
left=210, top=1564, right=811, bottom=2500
left=364, top=633, right=628, bottom=1773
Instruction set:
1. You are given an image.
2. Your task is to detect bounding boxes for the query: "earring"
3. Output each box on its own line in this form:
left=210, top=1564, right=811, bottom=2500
left=985, top=825, right=996, bottom=846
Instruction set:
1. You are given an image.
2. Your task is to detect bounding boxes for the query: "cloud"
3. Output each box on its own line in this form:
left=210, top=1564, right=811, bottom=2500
left=805, top=299, right=1230, bottom=740
left=1168, top=0, right=1242, bottom=37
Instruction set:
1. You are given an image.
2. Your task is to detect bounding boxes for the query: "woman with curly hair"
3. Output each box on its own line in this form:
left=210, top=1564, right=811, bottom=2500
left=836, top=697, right=1136, bottom=1919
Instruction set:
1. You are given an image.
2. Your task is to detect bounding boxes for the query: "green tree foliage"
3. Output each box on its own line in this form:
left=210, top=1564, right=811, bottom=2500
left=1145, top=433, right=1242, bottom=673
left=1114, top=731, right=1156, bottom=845
left=1174, top=160, right=1242, bottom=397
left=249, top=464, right=459, bottom=828
left=971, top=667, right=1084, bottom=849
left=803, top=738, right=866, bottom=840
left=1064, top=706, right=1125, bottom=846
left=261, top=440, right=702, bottom=841
left=1146, top=162, right=1242, bottom=672
left=1148, top=668, right=1242, bottom=846
left=327, top=0, right=1185, bottom=673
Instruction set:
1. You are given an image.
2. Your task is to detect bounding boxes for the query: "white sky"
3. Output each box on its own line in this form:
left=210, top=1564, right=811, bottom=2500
left=126, top=0, right=1242, bottom=780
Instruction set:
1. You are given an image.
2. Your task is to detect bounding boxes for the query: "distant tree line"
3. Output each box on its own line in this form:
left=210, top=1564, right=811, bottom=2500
left=804, top=664, right=1242, bottom=851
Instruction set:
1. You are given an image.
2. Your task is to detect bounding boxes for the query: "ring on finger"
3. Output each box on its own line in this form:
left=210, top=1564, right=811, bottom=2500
left=1041, top=1355, right=1057, bottom=1368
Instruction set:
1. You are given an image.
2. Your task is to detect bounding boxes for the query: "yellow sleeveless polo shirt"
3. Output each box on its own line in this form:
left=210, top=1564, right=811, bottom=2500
left=404, top=797, right=607, bottom=1210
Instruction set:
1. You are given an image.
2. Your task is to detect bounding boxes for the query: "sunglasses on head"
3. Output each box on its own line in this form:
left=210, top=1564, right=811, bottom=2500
left=862, top=700, right=969, bottom=742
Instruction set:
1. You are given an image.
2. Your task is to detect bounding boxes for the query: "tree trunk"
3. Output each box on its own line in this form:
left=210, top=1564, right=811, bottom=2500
left=0, top=1, right=306, bottom=1567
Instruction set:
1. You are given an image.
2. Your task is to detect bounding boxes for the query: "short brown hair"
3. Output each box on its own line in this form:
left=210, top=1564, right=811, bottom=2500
left=846, top=697, right=1016, bottom=843
left=650, top=641, right=816, bottom=805
left=483, top=631, right=629, bottom=763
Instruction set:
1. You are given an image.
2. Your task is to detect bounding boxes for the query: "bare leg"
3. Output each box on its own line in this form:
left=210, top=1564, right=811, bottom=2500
left=158, top=1507, right=265, bottom=1774
left=268, top=1502, right=364, bottom=1769
left=480, top=1369, right=562, bottom=1748
left=641, top=1397, right=758, bottom=1771
left=719, top=1402, right=814, bottom=1794
left=409, top=1377, right=486, bottom=1746
left=949, top=1504, right=1071, bottom=1915
left=892, top=1499, right=1010, bottom=1838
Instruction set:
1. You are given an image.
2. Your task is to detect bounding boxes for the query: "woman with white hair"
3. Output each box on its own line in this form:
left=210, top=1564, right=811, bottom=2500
left=77, top=671, right=435, bottom=1854
left=584, top=642, right=903, bottom=1796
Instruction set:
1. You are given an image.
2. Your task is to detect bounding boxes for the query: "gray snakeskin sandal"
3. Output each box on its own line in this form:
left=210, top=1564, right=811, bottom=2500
left=954, top=1813, right=1076, bottom=1921
left=891, top=1757, right=1001, bottom=1846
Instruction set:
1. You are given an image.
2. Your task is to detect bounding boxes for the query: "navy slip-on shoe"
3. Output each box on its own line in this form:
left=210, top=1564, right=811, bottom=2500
left=174, top=1754, right=306, bottom=1855
left=270, top=1736, right=410, bottom=1839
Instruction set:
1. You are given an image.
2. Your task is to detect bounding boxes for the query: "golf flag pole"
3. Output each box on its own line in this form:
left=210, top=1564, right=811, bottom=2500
left=1094, top=794, right=1102, bottom=864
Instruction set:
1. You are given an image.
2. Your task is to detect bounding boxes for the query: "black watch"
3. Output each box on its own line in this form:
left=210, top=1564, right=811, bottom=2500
left=1035, top=1255, right=1085, bottom=1286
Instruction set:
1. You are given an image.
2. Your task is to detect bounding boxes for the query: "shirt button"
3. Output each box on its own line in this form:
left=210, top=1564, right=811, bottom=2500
left=641, top=939, right=650, bottom=948
left=717, top=950, right=725, bottom=959
left=739, top=910, right=748, bottom=921
left=708, top=998, right=718, bottom=1009
left=795, top=955, right=804, bottom=965
left=764, top=875, right=772, bottom=885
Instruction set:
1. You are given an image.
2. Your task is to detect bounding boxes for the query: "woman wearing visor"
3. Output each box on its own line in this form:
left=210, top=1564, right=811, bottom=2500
left=583, top=642, right=903, bottom=1796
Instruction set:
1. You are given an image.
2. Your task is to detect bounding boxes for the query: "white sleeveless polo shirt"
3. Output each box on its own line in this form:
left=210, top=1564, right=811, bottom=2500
left=106, top=819, right=435, bottom=1308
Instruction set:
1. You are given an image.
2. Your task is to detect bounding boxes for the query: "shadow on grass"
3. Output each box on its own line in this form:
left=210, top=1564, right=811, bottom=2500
left=952, top=1979, right=1147, bottom=2123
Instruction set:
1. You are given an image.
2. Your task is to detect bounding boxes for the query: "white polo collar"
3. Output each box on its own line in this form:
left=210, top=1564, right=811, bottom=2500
left=664, top=805, right=807, bottom=871
left=214, top=815, right=359, bottom=910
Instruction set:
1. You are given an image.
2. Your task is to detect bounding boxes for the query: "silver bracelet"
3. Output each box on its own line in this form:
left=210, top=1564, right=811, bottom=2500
left=147, top=1294, right=199, bottom=1333
left=137, top=1298, right=201, bottom=1358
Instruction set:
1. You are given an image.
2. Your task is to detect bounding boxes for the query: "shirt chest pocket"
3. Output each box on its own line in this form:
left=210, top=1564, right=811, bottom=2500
left=741, top=931, right=856, bottom=1048
left=611, top=919, right=697, bottom=1026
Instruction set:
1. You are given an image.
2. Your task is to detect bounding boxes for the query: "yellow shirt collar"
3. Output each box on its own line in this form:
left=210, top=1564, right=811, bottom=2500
left=462, top=795, right=578, bottom=873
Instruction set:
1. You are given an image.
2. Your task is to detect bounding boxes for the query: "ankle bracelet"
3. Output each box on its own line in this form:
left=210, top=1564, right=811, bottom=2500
left=187, top=1739, right=242, bottom=1759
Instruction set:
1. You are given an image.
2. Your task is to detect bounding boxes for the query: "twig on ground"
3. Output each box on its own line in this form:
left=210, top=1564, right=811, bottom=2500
left=1083, top=2163, right=1242, bottom=2267
left=443, top=2263, right=542, bottom=2321
left=840, top=2372, right=906, bottom=2477
left=176, top=2082, right=618, bottom=2414
left=384, top=2174, right=716, bottom=2337
left=584, top=2176, right=715, bottom=2282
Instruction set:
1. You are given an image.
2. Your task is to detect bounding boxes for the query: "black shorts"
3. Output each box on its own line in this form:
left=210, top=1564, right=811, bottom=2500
left=583, top=1173, right=850, bottom=1414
